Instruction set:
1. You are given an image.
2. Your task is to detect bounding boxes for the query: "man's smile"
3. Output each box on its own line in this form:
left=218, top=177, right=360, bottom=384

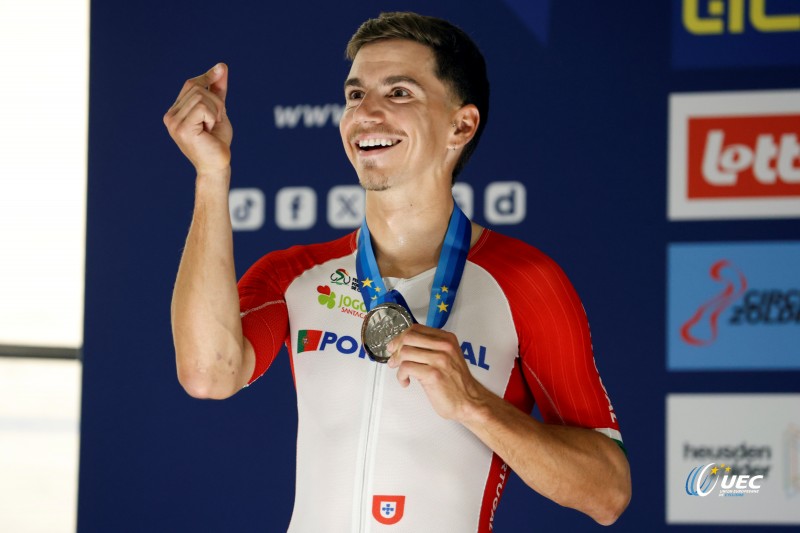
left=352, top=134, right=404, bottom=156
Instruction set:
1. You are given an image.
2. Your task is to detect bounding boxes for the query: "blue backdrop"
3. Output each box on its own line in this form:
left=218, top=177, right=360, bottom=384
left=79, top=1, right=800, bottom=531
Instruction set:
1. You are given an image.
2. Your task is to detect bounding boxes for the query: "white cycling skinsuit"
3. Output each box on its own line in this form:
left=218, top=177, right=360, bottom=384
left=238, top=229, right=623, bottom=532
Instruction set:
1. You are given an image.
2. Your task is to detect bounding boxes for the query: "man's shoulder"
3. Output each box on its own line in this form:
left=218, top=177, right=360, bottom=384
left=470, top=228, right=560, bottom=273
left=469, top=228, right=585, bottom=318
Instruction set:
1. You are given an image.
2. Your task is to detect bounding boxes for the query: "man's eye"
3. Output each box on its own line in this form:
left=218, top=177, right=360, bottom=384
left=347, top=90, right=364, bottom=100
left=390, top=88, right=410, bottom=97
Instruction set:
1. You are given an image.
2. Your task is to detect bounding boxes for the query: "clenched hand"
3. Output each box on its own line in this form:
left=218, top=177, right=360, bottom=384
left=163, top=63, right=232, bottom=176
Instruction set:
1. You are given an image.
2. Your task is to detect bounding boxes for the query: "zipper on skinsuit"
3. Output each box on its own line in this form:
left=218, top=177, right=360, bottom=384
left=355, top=363, right=385, bottom=533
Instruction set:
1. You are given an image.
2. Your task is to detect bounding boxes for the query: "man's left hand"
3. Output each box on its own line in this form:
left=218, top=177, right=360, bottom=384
left=387, top=324, right=484, bottom=421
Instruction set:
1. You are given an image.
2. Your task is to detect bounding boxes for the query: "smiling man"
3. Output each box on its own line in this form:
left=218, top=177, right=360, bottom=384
left=164, top=12, right=630, bottom=532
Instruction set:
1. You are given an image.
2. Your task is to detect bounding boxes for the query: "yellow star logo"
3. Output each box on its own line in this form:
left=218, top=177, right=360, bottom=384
left=726, top=467, right=731, bottom=473
left=437, top=302, right=448, bottom=313
left=435, top=293, right=441, bottom=300
left=374, top=287, right=382, bottom=293
left=441, top=285, right=449, bottom=293
left=371, top=295, right=377, bottom=300
left=362, top=278, right=373, bottom=288
left=710, top=467, right=719, bottom=475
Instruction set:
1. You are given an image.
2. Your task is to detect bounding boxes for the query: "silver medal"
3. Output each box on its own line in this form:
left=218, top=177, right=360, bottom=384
left=361, top=302, right=414, bottom=363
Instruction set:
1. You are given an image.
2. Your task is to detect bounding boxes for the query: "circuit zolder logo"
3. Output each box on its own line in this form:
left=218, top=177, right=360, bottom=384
left=688, top=114, right=800, bottom=199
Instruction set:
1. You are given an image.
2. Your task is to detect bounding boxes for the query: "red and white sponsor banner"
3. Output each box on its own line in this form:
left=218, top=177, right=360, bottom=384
left=669, top=90, right=800, bottom=220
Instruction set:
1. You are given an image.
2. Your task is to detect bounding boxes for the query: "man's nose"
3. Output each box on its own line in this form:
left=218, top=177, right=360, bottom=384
left=353, top=91, right=384, bottom=124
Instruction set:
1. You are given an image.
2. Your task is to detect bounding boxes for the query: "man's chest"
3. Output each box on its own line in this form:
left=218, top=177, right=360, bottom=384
left=283, top=257, right=521, bottom=398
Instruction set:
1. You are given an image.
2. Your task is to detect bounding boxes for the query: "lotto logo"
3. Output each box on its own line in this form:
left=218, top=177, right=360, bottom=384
left=669, top=90, right=800, bottom=220
left=688, top=115, right=800, bottom=197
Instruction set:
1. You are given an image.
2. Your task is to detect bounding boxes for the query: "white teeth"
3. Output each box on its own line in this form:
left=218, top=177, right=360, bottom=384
left=358, top=139, right=395, bottom=148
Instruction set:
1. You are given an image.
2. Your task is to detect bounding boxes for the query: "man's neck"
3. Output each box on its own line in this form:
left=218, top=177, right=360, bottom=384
left=364, top=184, right=483, bottom=279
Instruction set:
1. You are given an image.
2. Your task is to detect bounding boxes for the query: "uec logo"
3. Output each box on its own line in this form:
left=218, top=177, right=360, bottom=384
left=686, top=463, right=764, bottom=496
left=685, top=463, right=720, bottom=496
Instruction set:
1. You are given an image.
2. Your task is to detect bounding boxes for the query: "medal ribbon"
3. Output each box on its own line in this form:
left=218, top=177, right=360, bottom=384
left=356, top=202, right=471, bottom=329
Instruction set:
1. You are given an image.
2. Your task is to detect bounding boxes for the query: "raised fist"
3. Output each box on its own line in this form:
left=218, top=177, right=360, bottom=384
left=163, top=63, right=233, bottom=175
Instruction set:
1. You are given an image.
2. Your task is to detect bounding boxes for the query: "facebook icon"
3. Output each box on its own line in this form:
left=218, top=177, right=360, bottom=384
left=276, top=187, right=317, bottom=230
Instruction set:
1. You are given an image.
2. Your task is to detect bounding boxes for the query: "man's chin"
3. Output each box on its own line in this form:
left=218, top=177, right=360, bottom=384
left=357, top=170, right=391, bottom=192
left=361, top=183, right=391, bottom=192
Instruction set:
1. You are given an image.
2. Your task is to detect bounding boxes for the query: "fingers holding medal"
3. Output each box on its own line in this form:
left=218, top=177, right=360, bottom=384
left=385, top=324, right=481, bottom=421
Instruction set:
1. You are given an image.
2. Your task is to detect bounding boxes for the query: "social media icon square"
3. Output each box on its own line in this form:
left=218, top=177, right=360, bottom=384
left=276, top=187, right=317, bottom=230
left=229, top=188, right=265, bottom=231
left=327, top=185, right=365, bottom=229
left=485, top=181, right=526, bottom=224
left=452, top=183, right=474, bottom=219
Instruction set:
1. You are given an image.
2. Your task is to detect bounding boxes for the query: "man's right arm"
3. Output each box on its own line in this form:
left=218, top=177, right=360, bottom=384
left=163, top=63, right=255, bottom=399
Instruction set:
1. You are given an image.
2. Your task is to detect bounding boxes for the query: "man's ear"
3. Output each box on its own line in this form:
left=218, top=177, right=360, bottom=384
left=451, top=104, right=480, bottom=148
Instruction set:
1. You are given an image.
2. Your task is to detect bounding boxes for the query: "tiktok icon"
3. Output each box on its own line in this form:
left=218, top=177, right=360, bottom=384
left=228, top=188, right=265, bottom=231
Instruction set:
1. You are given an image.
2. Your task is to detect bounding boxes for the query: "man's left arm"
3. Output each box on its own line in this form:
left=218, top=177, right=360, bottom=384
left=387, top=326, right=631, bottom=526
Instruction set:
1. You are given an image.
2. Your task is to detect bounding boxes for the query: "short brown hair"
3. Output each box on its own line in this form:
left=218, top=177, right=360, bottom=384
left=346, top=12, right=490, bottom=181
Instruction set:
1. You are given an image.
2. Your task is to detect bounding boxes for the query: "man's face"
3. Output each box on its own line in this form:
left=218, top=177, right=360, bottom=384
left=339, top=39, right=459, bottom=191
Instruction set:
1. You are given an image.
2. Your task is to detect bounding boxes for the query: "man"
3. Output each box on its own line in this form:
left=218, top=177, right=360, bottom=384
left=164, top=12, right=630, bottom=532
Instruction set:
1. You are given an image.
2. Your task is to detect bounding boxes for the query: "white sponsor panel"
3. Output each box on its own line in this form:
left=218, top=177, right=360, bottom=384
left=667, top=394, right=800, bottom=524
left=229, top=188, right=265, bottom=231
left=668, top=90, right=800, bottom=220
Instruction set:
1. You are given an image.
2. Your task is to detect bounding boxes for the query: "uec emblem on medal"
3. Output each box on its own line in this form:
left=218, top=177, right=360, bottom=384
left=361, top=302, right=414, bottom=363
